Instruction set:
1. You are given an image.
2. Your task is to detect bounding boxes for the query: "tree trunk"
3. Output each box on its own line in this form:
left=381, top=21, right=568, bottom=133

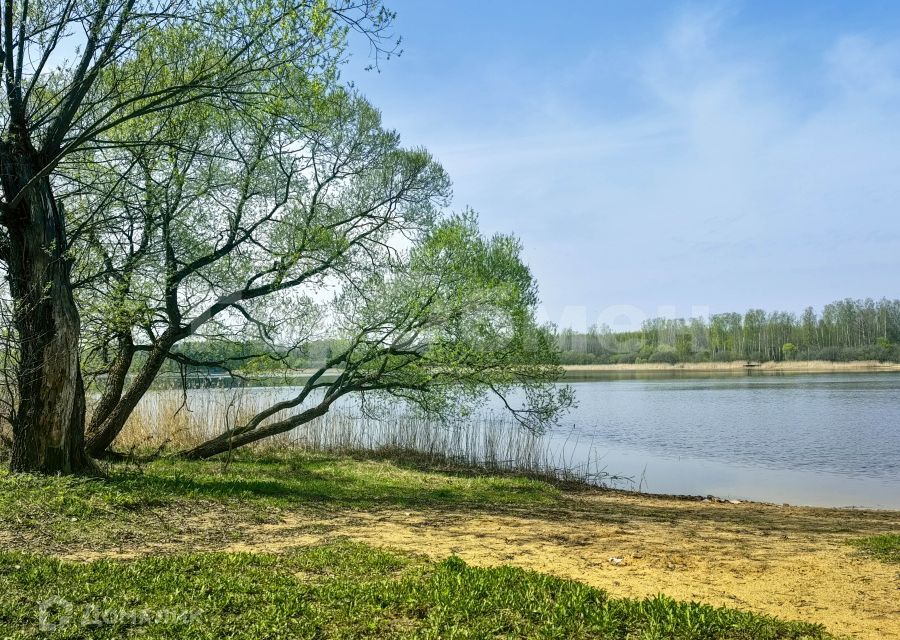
left=88, top=336, right=135, bottom=429
left=1, top=144, right=93, bottom=474
left=84, top=335, right=136, bottom=456
left=181, top=402, right=332, bottom=460
left=85, top=332, right=177, bottom=456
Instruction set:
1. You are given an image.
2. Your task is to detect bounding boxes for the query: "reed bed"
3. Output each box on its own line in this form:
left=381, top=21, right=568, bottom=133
left=113, top=390, right=620, bottom=488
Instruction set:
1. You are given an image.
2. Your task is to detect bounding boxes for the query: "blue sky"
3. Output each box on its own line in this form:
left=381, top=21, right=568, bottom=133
left=345, top=1, right=900, bottom=331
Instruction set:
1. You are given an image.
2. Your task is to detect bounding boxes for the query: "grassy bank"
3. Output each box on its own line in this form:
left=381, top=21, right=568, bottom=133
left=0, top=452, right=564, bottom=553
left=1, top=451, right=899, bottom=638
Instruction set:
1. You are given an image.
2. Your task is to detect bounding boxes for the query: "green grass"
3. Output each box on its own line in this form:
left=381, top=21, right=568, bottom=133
left=0, top=451, right=560, bottom=513
left=0, top=451, right=561, bottom=549
left=0, top=451, right=887, bottom=637
left=0, top=540, right=832, bottom=639
left=850, top=533, right=900, bottom=563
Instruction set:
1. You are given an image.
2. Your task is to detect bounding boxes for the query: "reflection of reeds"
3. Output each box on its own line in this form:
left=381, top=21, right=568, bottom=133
left=112, top=390, right=618, bottom=487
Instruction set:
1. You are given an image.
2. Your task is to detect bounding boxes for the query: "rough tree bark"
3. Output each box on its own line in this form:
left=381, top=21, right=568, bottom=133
left=84, top=336, right=176, bottom=456
left=84, top=334, right=135, bottom=456
left=0, top=140, right=92, bottom=473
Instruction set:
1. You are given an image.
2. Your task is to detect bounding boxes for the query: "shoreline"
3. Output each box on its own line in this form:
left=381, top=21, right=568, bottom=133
left=562, top=359, right=900, bottom=374
left=3, top=453, right=897, bottom=639
left=580, top=484, right=900, bottom=512
left=154, top=359, right=900, bottom=382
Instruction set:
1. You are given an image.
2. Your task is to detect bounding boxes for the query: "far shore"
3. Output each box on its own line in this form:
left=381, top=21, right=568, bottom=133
left=562, top=359, right=900, bottom=374
left=149, top=359, right=900, bottom=383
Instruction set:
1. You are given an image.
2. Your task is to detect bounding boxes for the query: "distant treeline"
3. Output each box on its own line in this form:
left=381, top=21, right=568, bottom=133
left=159, top=298, right=900, bottom=374
left=557, top=298, right=900, bottom=365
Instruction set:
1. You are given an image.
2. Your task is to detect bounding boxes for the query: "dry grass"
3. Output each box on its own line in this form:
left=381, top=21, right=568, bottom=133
left=0, top=388, right=613, bottom=487
left=112, top=390, right=616, bottom=486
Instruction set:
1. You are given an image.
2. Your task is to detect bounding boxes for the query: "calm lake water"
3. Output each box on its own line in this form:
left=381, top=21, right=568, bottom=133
left=144, top=371, right=900, bottom=509
left=546, top=372, right=900, bottom=508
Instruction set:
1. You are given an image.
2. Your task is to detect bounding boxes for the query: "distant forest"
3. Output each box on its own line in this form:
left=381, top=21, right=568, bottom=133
left=165, top=297, right=900, bottom=374
left=557, top=298, right=900, bottom=365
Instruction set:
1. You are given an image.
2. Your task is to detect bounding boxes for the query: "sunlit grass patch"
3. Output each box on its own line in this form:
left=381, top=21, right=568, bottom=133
left=0, top=452, right=562, bottom=551
left=0, top=541, right=833, bottom=639
left=850, top=533, right=900, bottom=563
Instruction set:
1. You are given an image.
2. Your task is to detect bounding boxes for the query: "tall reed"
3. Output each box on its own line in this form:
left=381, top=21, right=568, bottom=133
left=114, top=390, right=620, bottom=487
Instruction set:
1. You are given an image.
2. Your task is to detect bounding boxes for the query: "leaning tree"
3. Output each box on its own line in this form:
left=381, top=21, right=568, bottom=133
left=0, top=0, right=396, bottom=472
left=1, top=0, right=571, bottom=471
left=66, top=82, right=571, bottom=460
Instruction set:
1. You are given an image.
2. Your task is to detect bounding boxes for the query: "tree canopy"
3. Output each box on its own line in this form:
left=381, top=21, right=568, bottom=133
left=0, top=0, right=570, bottom=471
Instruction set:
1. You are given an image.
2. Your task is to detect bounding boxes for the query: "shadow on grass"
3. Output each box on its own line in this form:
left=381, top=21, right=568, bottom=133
left=105, top=452, right=563, bottom=513
left=4, top=449, right=897, bottom=542
left=99, top=451, right=900, bottom=538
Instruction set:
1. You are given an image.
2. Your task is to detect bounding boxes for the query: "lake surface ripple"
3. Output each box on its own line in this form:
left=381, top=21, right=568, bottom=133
left=550, top=373, right=900, bottom=508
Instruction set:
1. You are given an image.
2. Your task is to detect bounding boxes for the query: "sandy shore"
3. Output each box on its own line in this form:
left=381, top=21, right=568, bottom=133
left=37, top=488, right=899, bottom=640
left=563, top=360, right=900, bottom=374
left=325, top=496, right=900, bottom=640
